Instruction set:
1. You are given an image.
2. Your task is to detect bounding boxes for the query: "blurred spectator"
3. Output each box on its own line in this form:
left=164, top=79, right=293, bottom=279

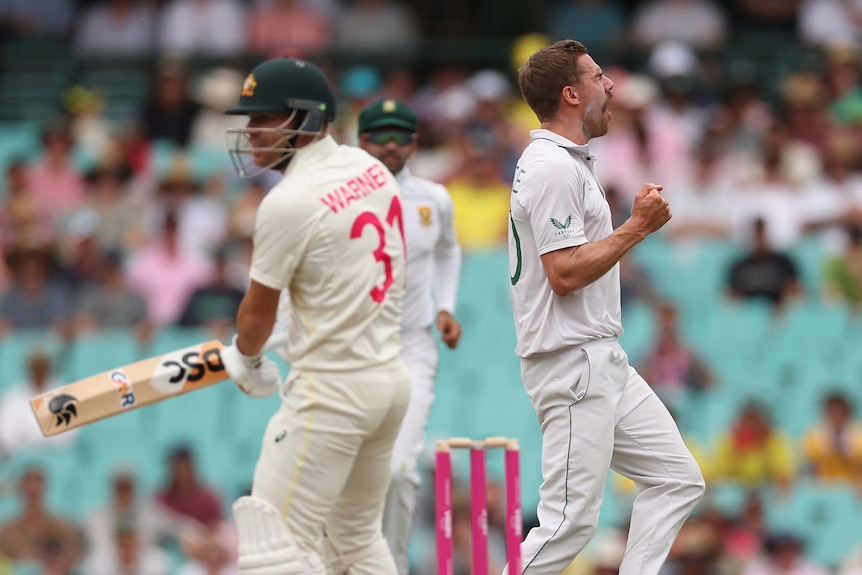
left=708, top=69, right=772, bottom=160
left=726, top=218, right=802, bottom=308
left=190, top=67, right=247, bottom=152
left=83, top=468, right=183, bottom=574
left=146, top=158, right=229, bottom=255
left=126, top=212, right=214, bottom=326
left=155, top=446, right=223, bottom=528
left=0, top=349, right=78, bottom=456
left=444, top=143, right=510, bottom=251
left=0, top=247, right=73, bottom=338
left=652, top=48, right=713, bottom=173
left=227, top=180, right=267, bottom=241
left=333, top=0, right=418, bottom=55
left=823, top=225, right=862, bottom=310
left=55, top=211, right=108, bottom=297
left=800, top=391, right=862, bottom=484
left=411, top=64, right=477, bottom=145
left=462, top=69, right=529, bottom=179
left=178, top=247, right=245, bottom=339
left=157, top=0, right=246, bottom=57
left=721, top=491, right=769, bottom=566
left=72, top=158, right=145, bottom=254
left=0, top=467, right=84, bottom=563
left=82, top=519, right=173, bottom=575
left=544, top=0, right=626, bottom=57
left=176, top=527, right=239, bottom=575
left=63, top=86, right=114, bottom=163
left=140, top=59, right=201, bottom=147
left=333, top=66, right=383, bottom=146
left=74, top=250, right=151, bottom=341
left=631, top=0, right=728, bottom=50
left=0, top=159, right=53, bottom=252
left=74, top=0, right=156, bottom=57
left=798, top=128, right=862, bottom=246
left=824, top=44, right=862, bottom=128
left=619, top=255, right=655, bottom=309
left=712, top=401, right=796, bottom=490
left=739, top=532, right=829, bottom=575
left=663, top=131, right=734, bottom=240
left=731, top=121, right=818, bottom=251
left=0, top=0, right=75, bottom=38
left=246, top=0, right=331, bottom=58
left=727, top=0, right=800, bottom=34
left=26, top=120, right=86, bottom=223
left=798, top=0, right=862, bottom=48
left=637, top=300, right=714, bottom=409
left=778, top=72, right=832, bottom=151
left=662, top=517, right=724, bottom=575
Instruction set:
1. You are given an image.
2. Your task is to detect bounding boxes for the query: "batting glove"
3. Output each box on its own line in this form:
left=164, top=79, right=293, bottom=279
left=222, top=336, right=282, bottom=398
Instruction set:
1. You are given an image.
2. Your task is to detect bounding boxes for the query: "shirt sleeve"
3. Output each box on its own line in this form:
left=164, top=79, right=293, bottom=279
left=433, top=185, right=462, bottom=314
left=249, top=192, right=318, bottom=290
left=514, top=156, right=588, bottom=256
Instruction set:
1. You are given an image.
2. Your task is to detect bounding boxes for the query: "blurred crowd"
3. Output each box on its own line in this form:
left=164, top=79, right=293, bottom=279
left=3, top=0, right=862, bottom=574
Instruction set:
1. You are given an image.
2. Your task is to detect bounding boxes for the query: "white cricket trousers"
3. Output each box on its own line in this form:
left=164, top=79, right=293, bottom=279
left=252, top=359, right=411, bottom=575
left=509, top=336, right=705, bottom=575
left=383, top=327, right=439, bottom=575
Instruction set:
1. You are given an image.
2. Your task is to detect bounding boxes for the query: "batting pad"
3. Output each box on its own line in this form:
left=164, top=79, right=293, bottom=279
left=233, top=496, right=327, bottom=575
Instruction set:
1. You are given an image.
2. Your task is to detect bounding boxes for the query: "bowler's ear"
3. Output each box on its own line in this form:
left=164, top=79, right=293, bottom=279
left=562, top=85, right=579, bottom=106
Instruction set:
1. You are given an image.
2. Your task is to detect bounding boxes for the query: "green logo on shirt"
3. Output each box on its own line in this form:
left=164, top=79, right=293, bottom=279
left=550, top=216, right=572, bottom=229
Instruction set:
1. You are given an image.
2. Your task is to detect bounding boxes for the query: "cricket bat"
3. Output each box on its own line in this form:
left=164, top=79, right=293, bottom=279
left=30, top=333, right=288, bottom=437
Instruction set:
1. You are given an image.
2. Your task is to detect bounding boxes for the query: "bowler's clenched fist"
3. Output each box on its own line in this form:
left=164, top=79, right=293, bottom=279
left=631, top=183, right=671, bottom=235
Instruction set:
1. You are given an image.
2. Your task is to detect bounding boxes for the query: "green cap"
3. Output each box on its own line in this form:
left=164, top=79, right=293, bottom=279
left=358, top=99, right=417, bottom=133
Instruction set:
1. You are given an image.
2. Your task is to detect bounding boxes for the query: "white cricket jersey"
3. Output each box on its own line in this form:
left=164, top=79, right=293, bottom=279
left=509, top=129, right=623, bottom=358
left=395, top=167, right=461, bottom=332
left=251, top=135, right=405, bottom=372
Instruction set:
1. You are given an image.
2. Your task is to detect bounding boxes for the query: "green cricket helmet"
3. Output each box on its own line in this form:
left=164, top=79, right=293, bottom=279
left=225, top=57, right=336, bottom=177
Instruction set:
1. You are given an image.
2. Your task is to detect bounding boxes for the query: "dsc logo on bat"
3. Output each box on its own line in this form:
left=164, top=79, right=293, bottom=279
left=150, top=344, right=226, bottom=394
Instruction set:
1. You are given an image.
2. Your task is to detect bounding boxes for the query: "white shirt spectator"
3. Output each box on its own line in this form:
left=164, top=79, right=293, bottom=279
left=334, top=0, right=418, bottom=53
left=799, top=0, right=862, bottom=46
left=75, top=0, right=155, bottom=56
left=0, top=381, right=78, bottom=455
left=632, top=0, right=728, bottom=49
left=158, top=0, right=246, bottom=56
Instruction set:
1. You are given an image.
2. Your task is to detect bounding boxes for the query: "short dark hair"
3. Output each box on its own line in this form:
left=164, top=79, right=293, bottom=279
left=517, top=40, right=589, bottom=122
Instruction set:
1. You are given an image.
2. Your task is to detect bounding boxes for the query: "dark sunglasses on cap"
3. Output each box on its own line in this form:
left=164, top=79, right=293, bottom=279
left=365, top=130, right=414, bottom=146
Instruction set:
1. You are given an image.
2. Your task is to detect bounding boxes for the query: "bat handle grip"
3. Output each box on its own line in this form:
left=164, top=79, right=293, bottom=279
left=261, top=332, right=289, bottom=353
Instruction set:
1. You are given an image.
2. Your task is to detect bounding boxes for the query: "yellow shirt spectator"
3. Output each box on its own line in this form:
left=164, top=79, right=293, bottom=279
left=445, top=149, right=511, bottom=251
left=712, top=402, right=795, bottom=488
left=800, top=392, right=862, bottom=483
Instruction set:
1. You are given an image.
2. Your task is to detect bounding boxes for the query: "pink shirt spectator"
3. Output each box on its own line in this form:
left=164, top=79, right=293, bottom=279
left=126, top=241, right=213, bottom=326
left=247, top=0, right=331, bottom=58
left=27, top=159, right=85, bottom=221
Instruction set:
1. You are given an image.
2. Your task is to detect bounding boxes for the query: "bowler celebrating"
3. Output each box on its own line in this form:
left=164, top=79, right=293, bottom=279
left=507, top=40, right=705, bottom=575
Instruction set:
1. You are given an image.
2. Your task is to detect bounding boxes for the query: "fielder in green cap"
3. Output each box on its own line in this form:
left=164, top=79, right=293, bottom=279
left=358, top=99, right=463, bottom=575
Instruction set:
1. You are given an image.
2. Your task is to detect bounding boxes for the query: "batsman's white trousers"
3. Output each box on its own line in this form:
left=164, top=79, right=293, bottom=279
left=382, top=328, right=439, bottom=575
left=251, top=359, right=411, bottom=575
left=509, top=336, right=705, bottom=575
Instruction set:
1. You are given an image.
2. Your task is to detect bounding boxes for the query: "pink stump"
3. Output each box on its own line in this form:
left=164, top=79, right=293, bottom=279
left=435, top=447, right=454, bottom=575
left=470, top=445, right=489, bottom=575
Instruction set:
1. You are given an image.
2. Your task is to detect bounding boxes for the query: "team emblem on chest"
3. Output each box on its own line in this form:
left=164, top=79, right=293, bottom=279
left=418, top=205, right=432, bottom=227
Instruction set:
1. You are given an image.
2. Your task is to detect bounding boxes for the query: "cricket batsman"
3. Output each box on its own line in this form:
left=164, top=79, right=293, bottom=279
left=219, top=56, right=410, bottom=575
